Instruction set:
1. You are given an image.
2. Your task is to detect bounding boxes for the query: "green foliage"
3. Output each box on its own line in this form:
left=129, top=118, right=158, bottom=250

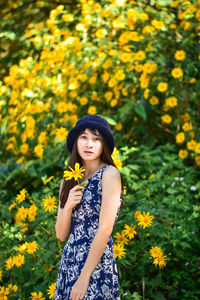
left=114, top=143, right=200, bottom=299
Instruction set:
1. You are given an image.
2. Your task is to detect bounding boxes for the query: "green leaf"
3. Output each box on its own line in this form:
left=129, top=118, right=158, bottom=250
left=0, top=31, right=16, bottom=40
left=134, top=103, right=147, bottom=120
left=98, top=115, right=117, bottom=125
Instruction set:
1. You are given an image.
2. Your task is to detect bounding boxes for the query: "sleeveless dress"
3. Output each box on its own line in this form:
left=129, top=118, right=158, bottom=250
left=54, top=164, right=123, bottom=300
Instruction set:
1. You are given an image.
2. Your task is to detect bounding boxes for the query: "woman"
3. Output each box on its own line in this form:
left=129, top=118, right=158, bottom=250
left=54, top=114, right=123, bottom=300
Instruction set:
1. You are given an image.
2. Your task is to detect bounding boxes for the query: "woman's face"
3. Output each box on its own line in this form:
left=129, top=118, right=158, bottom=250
left=77, top=128, right=103, bottom=162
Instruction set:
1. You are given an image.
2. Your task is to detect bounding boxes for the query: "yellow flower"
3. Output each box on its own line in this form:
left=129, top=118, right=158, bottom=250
left=30, top=291, right=45, bottom=300
left=41, top=195, right=57, bottom=213
left=171, top=68, right=183, bottom=78
left=110, top=99, right=118, bottom=107
left=144, top=88, right=150, bottom=99
left=143, top=62, right=157, bottom=74
left=101, top=72, right=109, bottom=83
left=38, top=131, right=47, bottom=146
left=7, top=283, right=18, bottom=293
left=120, top=52, right=132, bottom=63
left=0, top=269, right=2, bottom=280
left=0, top=287, right=9, bottom=299
left=195, top=143, right=200, bottom=154
left=123, top=224, right=137, bottom=239
left=149, top=96, right=159, bottom=105
left=16, top=188, right=28, bottom=204
left=88, top=106, right=97, bottom=114
left=14, top=254, right=25, bottom=267
left=9, top=201, right=16, bottom=211
left=187, top=140, right=196, bottom=151
left=79, top=97, right=88, bottom=105
left=134, top=210, right=142, bottom=220
left=182, top=122, right=193, bottom=132
left=20, top=143, right=29, bottom=155
left=161, top=114, right=172, bottom=124
left=108, top=78, right=117, bottom=87
left=64, top=163, right=85, bottom=182
left=189, top=78, right=196, bottom=84
left=176, top=132, right=185, bottom=144
left=104, top=91, right=113, bottom=101
left=178, top=149, right=188, bottom=159
left=113, top=243, right=126, bottom=259
left=34, top=144, right=44, bottom=159
left=113, top=232, right=129, bottom=245
left=5, top=256, right=15, bottom=270
left=26, top=241, right=38, bottom=254
left=47, top=283, right=56, bottom=299
left=165, top=96, right=178, bottom=108
left=18, top=242, right=28, bottom=253
left=115, top=70, right=125, bottom=81
left=137, top=211, right=154, bottom=229
left=135, top=50, right=146, bottom=61
left=195, top=156, right=200, bottom=166
left=43, top=176, right=54, bottom=185
left=175, top=50, right=186, bottom=61
left=150, top=246, right=163, bottom=258
left=153, top=254, right=167, bottom=268
left=28, top=204, right=38, bottom=222
left=95, top=28, right=107, bottom=39
left=55, top=127, right=68, bottom=141
left=115, top=123, right=122, bottom=131
left=157, top=82, right=168, bottom=92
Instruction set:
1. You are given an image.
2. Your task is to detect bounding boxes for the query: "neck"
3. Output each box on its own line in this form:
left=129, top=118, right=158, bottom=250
left=82, top=160, right=105, bottom=180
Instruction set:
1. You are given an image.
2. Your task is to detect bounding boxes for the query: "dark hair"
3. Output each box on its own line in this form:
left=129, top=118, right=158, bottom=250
left=59, top=128, right=124, bottom=208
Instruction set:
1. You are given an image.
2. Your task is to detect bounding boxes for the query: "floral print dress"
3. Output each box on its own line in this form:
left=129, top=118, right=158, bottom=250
left=54, top=164, right=122, bottom=300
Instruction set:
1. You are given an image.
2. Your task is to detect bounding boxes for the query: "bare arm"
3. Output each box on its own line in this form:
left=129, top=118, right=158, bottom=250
left=70, top=166, right=122, bottom=300
left=55, top=180, right=83, bottom=241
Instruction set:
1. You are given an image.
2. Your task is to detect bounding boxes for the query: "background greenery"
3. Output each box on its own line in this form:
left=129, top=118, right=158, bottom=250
left=0, top=0, right=200, bottom=299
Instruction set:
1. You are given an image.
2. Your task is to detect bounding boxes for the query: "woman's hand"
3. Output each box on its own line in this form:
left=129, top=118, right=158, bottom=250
left=65, top=185, right=84, bottom=210
left=70, top=275, right=90, bottom=300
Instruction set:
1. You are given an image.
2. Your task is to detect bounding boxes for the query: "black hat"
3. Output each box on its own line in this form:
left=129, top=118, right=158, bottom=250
left=66, top=115, right=115, bottom=154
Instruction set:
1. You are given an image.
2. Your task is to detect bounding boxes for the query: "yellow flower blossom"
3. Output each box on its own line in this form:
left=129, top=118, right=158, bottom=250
left=123, top=224, right=137, bottom=239
left=113, top=243, right=126, bottom=259
left=16, top=188, right=28, bottom=204
left=41, top=195, right=57, bottom=213
left=88, top=106, right=97, bottom=114
left=47, top=283, right=56, bottom=299
left=30, top=291, right=45, bottom=300
left=171, top=68, right=183, bottom=79
left=55, top=127, right=68, bottom=141
left=113, top=232, right=129, bottom=245
left=157, top=82, right=168, bottom=92
left=176, top=132, right=185, bottom=144
left=178, top=149, right=188, bottom=159
left=26, top=241, right=39, bottom=254
left=194, top=143, right=200, bottom=154
left=175, top=50, right=186, bottom=61
left=182, top=122, right=193, bottom=132
left=137, top=211, right=154, bottom=229
left=187, top=140, right=196, bottom=151
left=149, top=96, right=159, bottom=105
left=34, top=144, right=44, bottom=159
left=161, top=114, right=172, bottom=124
left=14, top=254, right=25, bottom=267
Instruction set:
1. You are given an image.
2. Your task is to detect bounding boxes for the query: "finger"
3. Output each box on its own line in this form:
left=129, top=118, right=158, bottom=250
left=73, top=185, right=84, bottom=191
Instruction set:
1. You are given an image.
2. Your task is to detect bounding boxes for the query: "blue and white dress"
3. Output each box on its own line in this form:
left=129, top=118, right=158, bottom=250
left=54, top=164, right=122, bottom=300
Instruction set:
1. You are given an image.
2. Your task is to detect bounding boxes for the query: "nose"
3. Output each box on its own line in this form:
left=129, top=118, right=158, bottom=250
left=86, top=138, right=94, bottom=147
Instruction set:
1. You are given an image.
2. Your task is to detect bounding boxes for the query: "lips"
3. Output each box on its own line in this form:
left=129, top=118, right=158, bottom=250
left=84, top=151, right=93, bottom=154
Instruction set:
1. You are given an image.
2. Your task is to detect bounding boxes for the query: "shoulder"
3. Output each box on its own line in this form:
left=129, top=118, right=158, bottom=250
left=102, top=165, right=121, bottom=182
